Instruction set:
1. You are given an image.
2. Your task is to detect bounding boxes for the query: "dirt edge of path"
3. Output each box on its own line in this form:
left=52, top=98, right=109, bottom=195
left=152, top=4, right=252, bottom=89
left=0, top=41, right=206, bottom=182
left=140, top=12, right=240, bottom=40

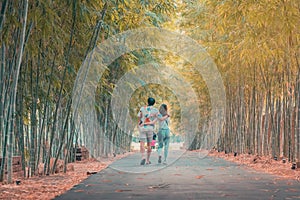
left=0, top=152, right=134, bottom=200
left=204, top=149, right=300, bottom=181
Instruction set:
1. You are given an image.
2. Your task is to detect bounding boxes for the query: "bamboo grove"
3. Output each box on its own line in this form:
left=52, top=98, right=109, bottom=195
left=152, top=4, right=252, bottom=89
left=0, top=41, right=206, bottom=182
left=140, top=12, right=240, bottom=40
left=0, top=0, right=176, bottom=183
left=182, top=0, right=300, bottom=162
left=0, top=0, right=299, bottom=183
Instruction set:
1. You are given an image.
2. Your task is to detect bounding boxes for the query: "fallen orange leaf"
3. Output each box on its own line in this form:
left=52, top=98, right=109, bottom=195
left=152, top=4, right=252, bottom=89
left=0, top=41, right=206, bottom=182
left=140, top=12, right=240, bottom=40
left=102, top=179, right=112, bottom=183
left=195, top=175, right=204, bottom=179
left=173, top=174, right=182, bottom=176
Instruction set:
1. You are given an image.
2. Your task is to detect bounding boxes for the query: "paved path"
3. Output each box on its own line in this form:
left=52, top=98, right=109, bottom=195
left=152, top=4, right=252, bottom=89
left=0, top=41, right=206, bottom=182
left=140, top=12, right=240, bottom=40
left=55, top=150, right=300, bottom=200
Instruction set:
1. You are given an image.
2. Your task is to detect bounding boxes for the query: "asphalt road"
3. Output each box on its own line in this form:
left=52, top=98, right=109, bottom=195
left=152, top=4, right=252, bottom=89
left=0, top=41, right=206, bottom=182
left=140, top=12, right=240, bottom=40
left=55, top=150, right=300, bottom=200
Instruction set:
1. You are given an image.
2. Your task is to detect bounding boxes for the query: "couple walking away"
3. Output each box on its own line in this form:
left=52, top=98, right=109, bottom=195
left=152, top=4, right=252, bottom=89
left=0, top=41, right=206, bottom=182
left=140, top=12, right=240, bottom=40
left=137, top=97, right=170, bottom=165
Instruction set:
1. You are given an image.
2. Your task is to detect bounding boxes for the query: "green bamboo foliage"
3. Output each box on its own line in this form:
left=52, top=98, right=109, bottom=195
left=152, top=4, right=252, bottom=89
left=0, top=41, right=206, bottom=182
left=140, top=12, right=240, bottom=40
left=0, top=0, right=177, bottom=182
left=182, top=0, right=300, bottom=161
left=1, top=0, right=298, bottom=184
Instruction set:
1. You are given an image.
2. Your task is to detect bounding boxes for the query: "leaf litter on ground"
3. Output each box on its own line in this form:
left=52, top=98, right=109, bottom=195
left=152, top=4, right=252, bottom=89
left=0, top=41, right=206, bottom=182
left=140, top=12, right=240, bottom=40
left=203, top=149, right=300, bottom=181
left=0, top=152, right=133, bottom=200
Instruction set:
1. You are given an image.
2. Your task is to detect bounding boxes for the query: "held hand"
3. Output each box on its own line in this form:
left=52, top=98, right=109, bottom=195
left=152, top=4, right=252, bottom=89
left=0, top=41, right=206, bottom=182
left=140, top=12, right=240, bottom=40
left=138, top=120, right=143, bottom=127
left=150, top=113, right=156, bottom=117
left=144, top=120, right=155, bottom=125
left=163, top=114, right=170, bottom=119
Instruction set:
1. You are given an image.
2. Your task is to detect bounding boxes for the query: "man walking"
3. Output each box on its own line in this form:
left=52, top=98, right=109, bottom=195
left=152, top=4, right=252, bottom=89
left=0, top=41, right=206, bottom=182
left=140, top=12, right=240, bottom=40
left=137, top=97, right=158, bottom=165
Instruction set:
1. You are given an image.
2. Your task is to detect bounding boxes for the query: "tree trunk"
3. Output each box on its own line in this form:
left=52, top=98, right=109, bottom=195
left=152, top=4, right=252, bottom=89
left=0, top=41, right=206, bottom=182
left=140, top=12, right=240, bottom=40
left=0, top=0, right=9, bottom=33
left=7, top=0, right=28, bottom=183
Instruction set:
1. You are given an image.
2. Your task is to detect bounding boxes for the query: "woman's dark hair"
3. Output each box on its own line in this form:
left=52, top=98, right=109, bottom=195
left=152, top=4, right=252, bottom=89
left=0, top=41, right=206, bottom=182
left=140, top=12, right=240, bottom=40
left=148, top=97, right=155, bottom=106
left=159, top=104, right=168, bottom=116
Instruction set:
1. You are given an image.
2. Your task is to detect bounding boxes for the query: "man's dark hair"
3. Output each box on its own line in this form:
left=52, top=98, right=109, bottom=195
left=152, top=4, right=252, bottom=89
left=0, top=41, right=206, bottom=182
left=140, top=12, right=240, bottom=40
left=147, top=97, right=155, bottom=106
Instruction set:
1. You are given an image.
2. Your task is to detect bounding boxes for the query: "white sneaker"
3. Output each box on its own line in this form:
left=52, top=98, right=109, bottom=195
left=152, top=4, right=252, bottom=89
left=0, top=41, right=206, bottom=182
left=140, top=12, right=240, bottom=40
left=163, top=160, right=167, bottom=165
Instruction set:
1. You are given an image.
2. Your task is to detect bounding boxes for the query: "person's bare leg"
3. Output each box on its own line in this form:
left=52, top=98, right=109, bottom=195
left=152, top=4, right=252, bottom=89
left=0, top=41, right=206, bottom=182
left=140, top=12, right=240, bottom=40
left=146, top=142, right=152, bottom=163
left=140, top=141, right=145, bottom=158
left=140, top=140, right=147, bottom=165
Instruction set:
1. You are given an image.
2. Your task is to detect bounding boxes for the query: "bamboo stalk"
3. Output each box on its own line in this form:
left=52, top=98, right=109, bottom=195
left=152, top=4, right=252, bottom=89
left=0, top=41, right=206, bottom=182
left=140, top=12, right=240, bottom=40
left=52, top=98, right=71, bottom=174
left=0, top=0, right=9, bottom=34
left=7, top=0, right=29, bottom=183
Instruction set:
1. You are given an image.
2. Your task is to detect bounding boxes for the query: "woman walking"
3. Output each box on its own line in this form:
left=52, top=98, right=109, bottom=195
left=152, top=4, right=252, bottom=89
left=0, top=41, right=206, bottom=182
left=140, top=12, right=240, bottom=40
left=157, top=104, right=170, bottom=164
